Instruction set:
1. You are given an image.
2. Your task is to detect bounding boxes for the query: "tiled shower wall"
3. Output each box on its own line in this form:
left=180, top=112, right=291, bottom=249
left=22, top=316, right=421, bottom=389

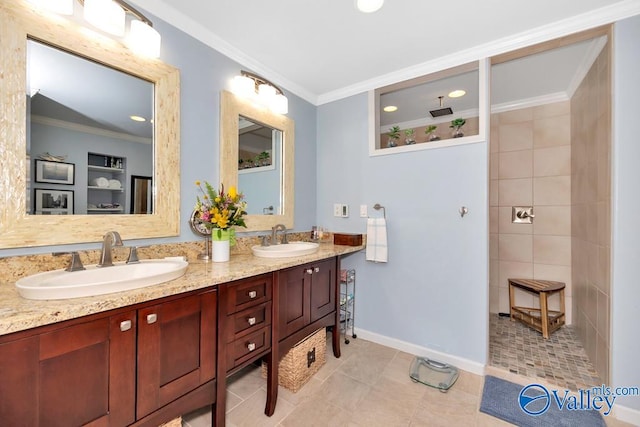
left=489, top=101, right=573, bottom=323
left=570, top=42, right=611, bottom=384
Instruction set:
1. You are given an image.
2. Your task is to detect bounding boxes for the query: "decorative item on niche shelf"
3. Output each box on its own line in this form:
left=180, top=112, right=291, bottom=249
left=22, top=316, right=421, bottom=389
left=425, top=125, right=440, bottom=141
left=387, top=125, right=400, bottom=147
left=404, top=128, right=416, bottom=145
left=194, top=181, right=248, bottom=262
left=450, top=118, right=466, bottom=138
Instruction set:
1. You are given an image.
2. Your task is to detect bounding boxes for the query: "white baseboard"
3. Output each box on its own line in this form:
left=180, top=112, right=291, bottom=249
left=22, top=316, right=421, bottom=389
left=353, top=327, right=485, bottom=376
left=613, top=404, right=640, bottom=426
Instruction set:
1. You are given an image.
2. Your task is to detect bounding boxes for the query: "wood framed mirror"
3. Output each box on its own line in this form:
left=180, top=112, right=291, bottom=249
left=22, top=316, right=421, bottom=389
left=0, top=1, right=180, bottom=248
left=220, top=90, right=294, bottom=232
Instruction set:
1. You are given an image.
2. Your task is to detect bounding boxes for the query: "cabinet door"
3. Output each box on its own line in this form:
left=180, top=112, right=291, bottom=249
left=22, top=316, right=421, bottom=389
left=0, top=311, right=136, bottom=426
left=137, top=290, right=217, bottom=418
left=310, top=258, right=337, bottom=323
left=278, top=265, right=311, bottom=338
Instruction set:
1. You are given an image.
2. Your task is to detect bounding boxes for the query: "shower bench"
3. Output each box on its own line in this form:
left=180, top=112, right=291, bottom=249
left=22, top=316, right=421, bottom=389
left=508, top=278, right=566, bottom=339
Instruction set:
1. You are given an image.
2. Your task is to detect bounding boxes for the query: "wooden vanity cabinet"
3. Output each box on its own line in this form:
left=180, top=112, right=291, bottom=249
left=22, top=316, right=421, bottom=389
left=0, top=289, right=217, bottom=427
left=277, top=257, right=339, bottom=355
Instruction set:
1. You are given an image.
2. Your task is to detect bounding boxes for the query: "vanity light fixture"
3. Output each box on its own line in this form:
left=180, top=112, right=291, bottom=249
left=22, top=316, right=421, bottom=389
left=356, top=0, right=384, bottom=13
left=383, top=105, right=398, bottom=112
left=130, top=115, right=146, bottom=122
left=26, top=0, right=162, bottom=58
left=448, top=89, right=466, bottom=98
left=231, top=70, right=289, bottom=115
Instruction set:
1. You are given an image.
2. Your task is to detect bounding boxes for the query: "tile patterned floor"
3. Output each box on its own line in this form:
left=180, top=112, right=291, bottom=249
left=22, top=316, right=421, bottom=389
left=489, top=313, right=602, bottom=392
left=182, top=330, right=634, bottom=426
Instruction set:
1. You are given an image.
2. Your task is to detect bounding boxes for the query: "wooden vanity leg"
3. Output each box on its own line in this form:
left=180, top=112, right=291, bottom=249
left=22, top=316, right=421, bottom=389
left=264, top=351, right=278, bottom=416
left=332, top=258, right=342, bottom=358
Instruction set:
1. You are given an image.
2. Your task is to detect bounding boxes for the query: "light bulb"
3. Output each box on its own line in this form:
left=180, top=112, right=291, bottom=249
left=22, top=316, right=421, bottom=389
left=128, top=20, right=161, bottom=58
left=84, top=0, right=125, bottom=36
left=258, top=84, right=276, bottom=107
left=356, top=0, right=384, bottom=13
left=272, top=94, right=289, bottom=115
left=231, top=75, right=255, bottom=99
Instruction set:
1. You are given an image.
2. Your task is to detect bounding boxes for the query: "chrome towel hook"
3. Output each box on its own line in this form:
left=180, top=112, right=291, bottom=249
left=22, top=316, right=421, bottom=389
left=459, top=206, right=469, bottom=217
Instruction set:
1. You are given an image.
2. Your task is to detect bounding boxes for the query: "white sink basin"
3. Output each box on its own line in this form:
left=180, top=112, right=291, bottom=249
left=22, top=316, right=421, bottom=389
left=252, top=241, right=319, bottom=258
left=16, top=258, right=188, bottom=300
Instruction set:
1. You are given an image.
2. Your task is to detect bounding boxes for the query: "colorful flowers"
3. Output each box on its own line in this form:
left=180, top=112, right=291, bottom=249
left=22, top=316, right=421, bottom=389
left=194, top=181, right=247, bottom=231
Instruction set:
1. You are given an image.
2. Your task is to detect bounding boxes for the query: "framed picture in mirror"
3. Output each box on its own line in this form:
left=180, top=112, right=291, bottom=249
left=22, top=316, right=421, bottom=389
left=34, top=159, right=75, bottom=185
left=34, top=189, right=74, bottom=215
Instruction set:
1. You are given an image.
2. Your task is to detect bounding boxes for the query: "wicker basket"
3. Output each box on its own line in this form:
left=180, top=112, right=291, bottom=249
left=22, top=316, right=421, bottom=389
left=262, top=328, right=326, bottom=392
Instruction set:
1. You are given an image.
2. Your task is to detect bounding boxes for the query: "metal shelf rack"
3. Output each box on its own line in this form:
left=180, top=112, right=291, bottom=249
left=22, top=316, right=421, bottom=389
left=340, top=269, right=357, bottom=344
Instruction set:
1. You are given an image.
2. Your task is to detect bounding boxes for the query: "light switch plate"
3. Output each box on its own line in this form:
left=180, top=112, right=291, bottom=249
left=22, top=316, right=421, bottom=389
left=360, top=205, right=368, bottom=217
left=333, top=204, right=342, bottom=217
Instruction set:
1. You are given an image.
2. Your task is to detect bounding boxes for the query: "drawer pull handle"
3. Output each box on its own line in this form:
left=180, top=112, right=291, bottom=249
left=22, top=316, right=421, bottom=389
left=248, top=290, right=257, bottom=299
left=314, top=267, right=320, bottom=273
left=306, top=268, right=313, bottom=275
left=146, top=313, right=157, bottom=324
left=120, top=320, right=132, bottom=332
left=247, top=317, right=256, bottom=326
left=247, top=342, right=256, bottom=352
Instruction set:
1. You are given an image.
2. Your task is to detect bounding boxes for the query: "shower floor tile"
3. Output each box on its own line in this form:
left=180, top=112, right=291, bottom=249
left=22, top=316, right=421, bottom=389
left=489, top=313, right=602, bottom=391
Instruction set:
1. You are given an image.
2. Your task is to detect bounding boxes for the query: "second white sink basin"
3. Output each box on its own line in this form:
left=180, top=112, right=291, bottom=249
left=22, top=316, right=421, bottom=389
left=252, top=241, right=319, bottom=258
left=16, top=258, right=188, bottom=300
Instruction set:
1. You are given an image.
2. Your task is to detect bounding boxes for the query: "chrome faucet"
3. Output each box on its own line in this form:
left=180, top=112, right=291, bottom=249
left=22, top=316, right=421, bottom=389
left=271, top=224, right=288, bottom=245
left=98, top=231, right=123, bottom=267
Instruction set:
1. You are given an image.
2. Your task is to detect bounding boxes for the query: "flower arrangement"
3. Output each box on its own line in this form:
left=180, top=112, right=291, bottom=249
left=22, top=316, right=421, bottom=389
left=194, top=181, right=247, bottom=234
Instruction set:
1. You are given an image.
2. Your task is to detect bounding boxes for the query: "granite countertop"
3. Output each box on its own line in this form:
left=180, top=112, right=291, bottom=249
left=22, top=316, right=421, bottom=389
left=0, top=244, right=363, bottom=337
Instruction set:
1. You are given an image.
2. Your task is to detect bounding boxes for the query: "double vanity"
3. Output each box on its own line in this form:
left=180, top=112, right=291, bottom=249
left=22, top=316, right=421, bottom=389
left=0, top=240, right=362, bottom=427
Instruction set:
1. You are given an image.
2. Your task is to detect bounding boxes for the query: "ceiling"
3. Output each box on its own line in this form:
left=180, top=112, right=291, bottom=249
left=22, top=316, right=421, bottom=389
left=131, top=0, right=632, bottom=104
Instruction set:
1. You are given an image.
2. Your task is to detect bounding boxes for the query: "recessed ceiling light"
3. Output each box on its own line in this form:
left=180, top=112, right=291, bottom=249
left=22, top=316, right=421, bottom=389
left=130, top=115, right=146, bottom=122
left=383, top=105, right=398, bottom=112
left=356, top=0, right=384, bottom=13
left=448, top=90, right=466, bottom=98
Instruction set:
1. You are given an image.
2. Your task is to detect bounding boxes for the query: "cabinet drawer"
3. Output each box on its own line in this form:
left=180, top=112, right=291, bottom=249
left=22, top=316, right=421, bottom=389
left=224, top=274, right=272, bottom=314
left=227, top=327, right=271, bottom=371
left=226, top=302, right=272, bottom=343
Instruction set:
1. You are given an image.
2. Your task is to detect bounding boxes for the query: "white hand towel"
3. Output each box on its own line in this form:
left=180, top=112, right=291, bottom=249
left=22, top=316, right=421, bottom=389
left=90, top=177, right=109, bottom=187
left=366, top=218, right=388, bottom=263
left=108, top=179, right=121, bottom=189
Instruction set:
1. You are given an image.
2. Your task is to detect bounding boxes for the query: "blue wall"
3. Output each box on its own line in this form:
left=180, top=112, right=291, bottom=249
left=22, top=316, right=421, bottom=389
left=611, top=14, right=640, bottom=413
left=316, top=93, right=489, bottom=365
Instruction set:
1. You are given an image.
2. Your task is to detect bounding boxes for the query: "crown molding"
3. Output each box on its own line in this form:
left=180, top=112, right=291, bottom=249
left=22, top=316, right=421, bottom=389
left=490, top=92, right=569, bottom=115
left=317, top=0, right=640, bottom=105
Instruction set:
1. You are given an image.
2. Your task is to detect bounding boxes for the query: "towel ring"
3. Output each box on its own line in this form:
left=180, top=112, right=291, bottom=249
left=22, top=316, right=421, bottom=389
left=373, top=203, right=386, bottom=218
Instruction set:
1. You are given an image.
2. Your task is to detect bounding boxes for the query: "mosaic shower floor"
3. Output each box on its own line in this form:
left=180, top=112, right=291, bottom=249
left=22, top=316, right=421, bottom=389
left=489, top=313, right=602, bottom=391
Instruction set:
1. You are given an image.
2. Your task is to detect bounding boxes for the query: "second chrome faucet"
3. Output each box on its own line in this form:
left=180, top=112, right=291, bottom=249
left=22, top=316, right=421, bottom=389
left=98, top=231, right=123, bottom=267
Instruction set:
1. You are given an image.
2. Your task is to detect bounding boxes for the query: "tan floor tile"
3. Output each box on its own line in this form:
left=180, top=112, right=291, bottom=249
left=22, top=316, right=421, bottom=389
left=227, top=363, right=266, bottom=399
left=315, top=371, right=371, bottom=411
left=476, top=411, right=517, bottom=426
left=280, top=398, right=354, bottom=427
left=226, top=388, right=294, bottom=427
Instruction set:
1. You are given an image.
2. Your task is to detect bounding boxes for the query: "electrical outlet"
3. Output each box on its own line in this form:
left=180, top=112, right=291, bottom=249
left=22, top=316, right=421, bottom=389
left=333, top=204, right=342, bottom=217
left=360, top=205, right=367, bottom=217
left=341, top=204, right=349, bottom=217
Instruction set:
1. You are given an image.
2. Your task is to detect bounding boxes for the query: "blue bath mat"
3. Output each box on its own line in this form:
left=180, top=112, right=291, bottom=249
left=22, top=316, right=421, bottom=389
left=480, top=375, right=606, bottom=427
